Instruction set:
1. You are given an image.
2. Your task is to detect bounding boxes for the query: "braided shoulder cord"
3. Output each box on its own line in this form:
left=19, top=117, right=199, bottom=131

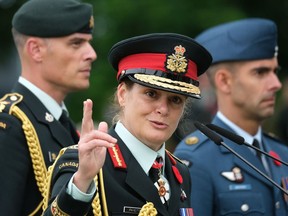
left=12, top=106, right=47, bottom=211
left=138, top=202, right=158, bottom=216
left=91, top=173, right=101, bottom=216
left=42, top=147, right=68, bottom=213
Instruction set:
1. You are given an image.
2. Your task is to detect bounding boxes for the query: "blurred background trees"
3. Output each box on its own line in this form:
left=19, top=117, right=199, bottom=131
left=1, top=0, right=288, bottom=148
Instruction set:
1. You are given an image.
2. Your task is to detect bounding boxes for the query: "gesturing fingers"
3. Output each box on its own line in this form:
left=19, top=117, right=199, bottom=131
left=98, top=121, right=108, bottom=133
left=81, top=99, right=94, bottom=136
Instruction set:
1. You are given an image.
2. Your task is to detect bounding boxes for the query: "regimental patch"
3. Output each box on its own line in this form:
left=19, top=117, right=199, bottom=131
left=166, top=45, right=188, bottom=73
left=58, top=161, right=79, bottom=170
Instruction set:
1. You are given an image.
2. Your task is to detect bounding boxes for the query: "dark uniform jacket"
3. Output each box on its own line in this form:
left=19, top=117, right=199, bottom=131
left=44, top=127, right=191, bottom=216
left=174, top=116, right=288, bottom=216
left=0, top=83, right=79, bottom=215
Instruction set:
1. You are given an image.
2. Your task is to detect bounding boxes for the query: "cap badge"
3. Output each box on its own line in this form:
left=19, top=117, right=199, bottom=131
left=166, top=45, right=188, bottom=73
left=89, top=16, right=94, bottom=29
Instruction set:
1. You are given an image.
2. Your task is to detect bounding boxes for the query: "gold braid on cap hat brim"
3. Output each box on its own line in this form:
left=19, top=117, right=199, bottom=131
left=134, top=74, right=200, bottom=95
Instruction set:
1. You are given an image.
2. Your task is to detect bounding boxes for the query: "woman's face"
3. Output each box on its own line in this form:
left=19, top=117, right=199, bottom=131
left=117, top=82, right=187, bottom=151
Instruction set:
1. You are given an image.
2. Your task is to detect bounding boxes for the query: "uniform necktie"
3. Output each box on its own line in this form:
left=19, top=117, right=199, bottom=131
left=252, top=139, right=271, bottom=176
left=59, top=110, right=79, bottom=143
left=59, top=110, right=71, bottom=132
left=252, top=139, right=262, bottom=160
left=149, top=156, right=169, bottom=206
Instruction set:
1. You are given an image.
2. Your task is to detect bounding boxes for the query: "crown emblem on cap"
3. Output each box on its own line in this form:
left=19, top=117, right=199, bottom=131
left=166, top=45, right=188, bottom=73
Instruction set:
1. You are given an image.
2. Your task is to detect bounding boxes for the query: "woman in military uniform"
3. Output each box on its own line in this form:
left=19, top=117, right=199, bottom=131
left=43, top=33, right=212, bottom=216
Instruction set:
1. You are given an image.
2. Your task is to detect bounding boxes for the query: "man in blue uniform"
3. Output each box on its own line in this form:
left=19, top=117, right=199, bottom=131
left=0, top=0, right=96, bottom=214
left=174, top=18, right=288, bottom=216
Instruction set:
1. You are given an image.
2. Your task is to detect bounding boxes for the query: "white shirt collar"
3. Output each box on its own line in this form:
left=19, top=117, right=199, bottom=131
left=18, top=76, right=67, bottom=120
left=115, top=121, right=166, bottom=175
left=217, top=111, right=262, bottom=145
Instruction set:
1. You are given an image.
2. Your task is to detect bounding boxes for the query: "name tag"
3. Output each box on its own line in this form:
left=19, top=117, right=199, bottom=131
left=123, top=206, right=141, bottom=214
left=229, top=184, right=252, bottom=191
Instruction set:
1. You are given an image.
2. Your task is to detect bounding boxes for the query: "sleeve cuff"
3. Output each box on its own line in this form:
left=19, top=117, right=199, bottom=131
left=66, top=173, right=96, bottom=202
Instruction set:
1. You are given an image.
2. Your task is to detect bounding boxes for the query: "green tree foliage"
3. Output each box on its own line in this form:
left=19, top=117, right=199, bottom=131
left=1, top=0, right=287, bottom=137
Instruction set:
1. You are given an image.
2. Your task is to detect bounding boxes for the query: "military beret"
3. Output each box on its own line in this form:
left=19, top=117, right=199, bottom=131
left=12, top=0, right=94, bottom=37
left=195, top=18, right=278, bottom=64
left=108, top=33, right=212, bottom=99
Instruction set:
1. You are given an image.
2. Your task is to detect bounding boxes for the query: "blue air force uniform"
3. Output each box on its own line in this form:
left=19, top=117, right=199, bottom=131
left=174, top=18, right=288, bottom=216
left=174, top=116, right=288, bottom=215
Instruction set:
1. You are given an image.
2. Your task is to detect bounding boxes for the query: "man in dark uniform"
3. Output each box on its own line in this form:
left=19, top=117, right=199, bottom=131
left=42, top=33, right=212, bottom=215
left=0, top=0, right=96, bottom=215
left=174, top=18, right=288, bottom=216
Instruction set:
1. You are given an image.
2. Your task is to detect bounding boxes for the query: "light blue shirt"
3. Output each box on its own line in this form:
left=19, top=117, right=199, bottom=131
left=217, top=111, right=270, bottom=175
left=18, top=76, right=67, bottom=120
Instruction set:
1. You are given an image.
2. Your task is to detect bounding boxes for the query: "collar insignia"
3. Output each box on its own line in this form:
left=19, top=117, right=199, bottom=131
left=108, top=144, right=127, bottom=169
left=45, top=112, right=54, bottom=122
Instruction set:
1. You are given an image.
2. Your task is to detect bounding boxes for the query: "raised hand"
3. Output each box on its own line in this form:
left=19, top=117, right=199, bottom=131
left=73, top=99, right=117, bottom=192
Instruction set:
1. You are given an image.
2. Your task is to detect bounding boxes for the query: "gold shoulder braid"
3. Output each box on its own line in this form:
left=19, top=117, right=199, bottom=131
left=42, top=147, right=68, bottom=213
left=139, top=202, right=157, bottom=216
left=0, top=93, right=47, bottom=215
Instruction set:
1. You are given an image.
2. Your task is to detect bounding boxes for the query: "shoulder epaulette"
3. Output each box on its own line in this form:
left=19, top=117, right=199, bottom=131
left=264, top=131, right=283, bottom=143
left=0, top=93, right=23, bottom=114
left=183, top=130, right=208, bottom=146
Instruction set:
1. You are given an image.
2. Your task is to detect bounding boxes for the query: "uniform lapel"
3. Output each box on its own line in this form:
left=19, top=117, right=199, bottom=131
left=213, top=117, right=273, bottom=186
left=13, top=83, right=77, bottom=148
left=125, top=160, right=168, bottom=215
left=262, top=137, right=286, bottom=201
left=110, top=130, right=168, bottom=215
left=164, top=153, right=181, bottom=215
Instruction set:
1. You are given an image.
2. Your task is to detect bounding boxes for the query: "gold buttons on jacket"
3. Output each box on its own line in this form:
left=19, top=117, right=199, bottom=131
left=185, top=136, right=198, bottom=145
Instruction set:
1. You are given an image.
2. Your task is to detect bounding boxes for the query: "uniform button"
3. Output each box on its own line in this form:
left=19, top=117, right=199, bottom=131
left=241, top=204, right=249, bottom=212
left=275, top=201, right=280, bottom=209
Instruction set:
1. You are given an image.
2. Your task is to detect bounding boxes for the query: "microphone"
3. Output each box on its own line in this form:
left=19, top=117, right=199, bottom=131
left=194, top=121, right=288, bottom=195
left=206, top=123, right=288, bottom=167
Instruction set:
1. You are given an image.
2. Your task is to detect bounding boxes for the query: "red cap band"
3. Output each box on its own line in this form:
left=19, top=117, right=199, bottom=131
left=118, top=53, right=198, bottom=80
